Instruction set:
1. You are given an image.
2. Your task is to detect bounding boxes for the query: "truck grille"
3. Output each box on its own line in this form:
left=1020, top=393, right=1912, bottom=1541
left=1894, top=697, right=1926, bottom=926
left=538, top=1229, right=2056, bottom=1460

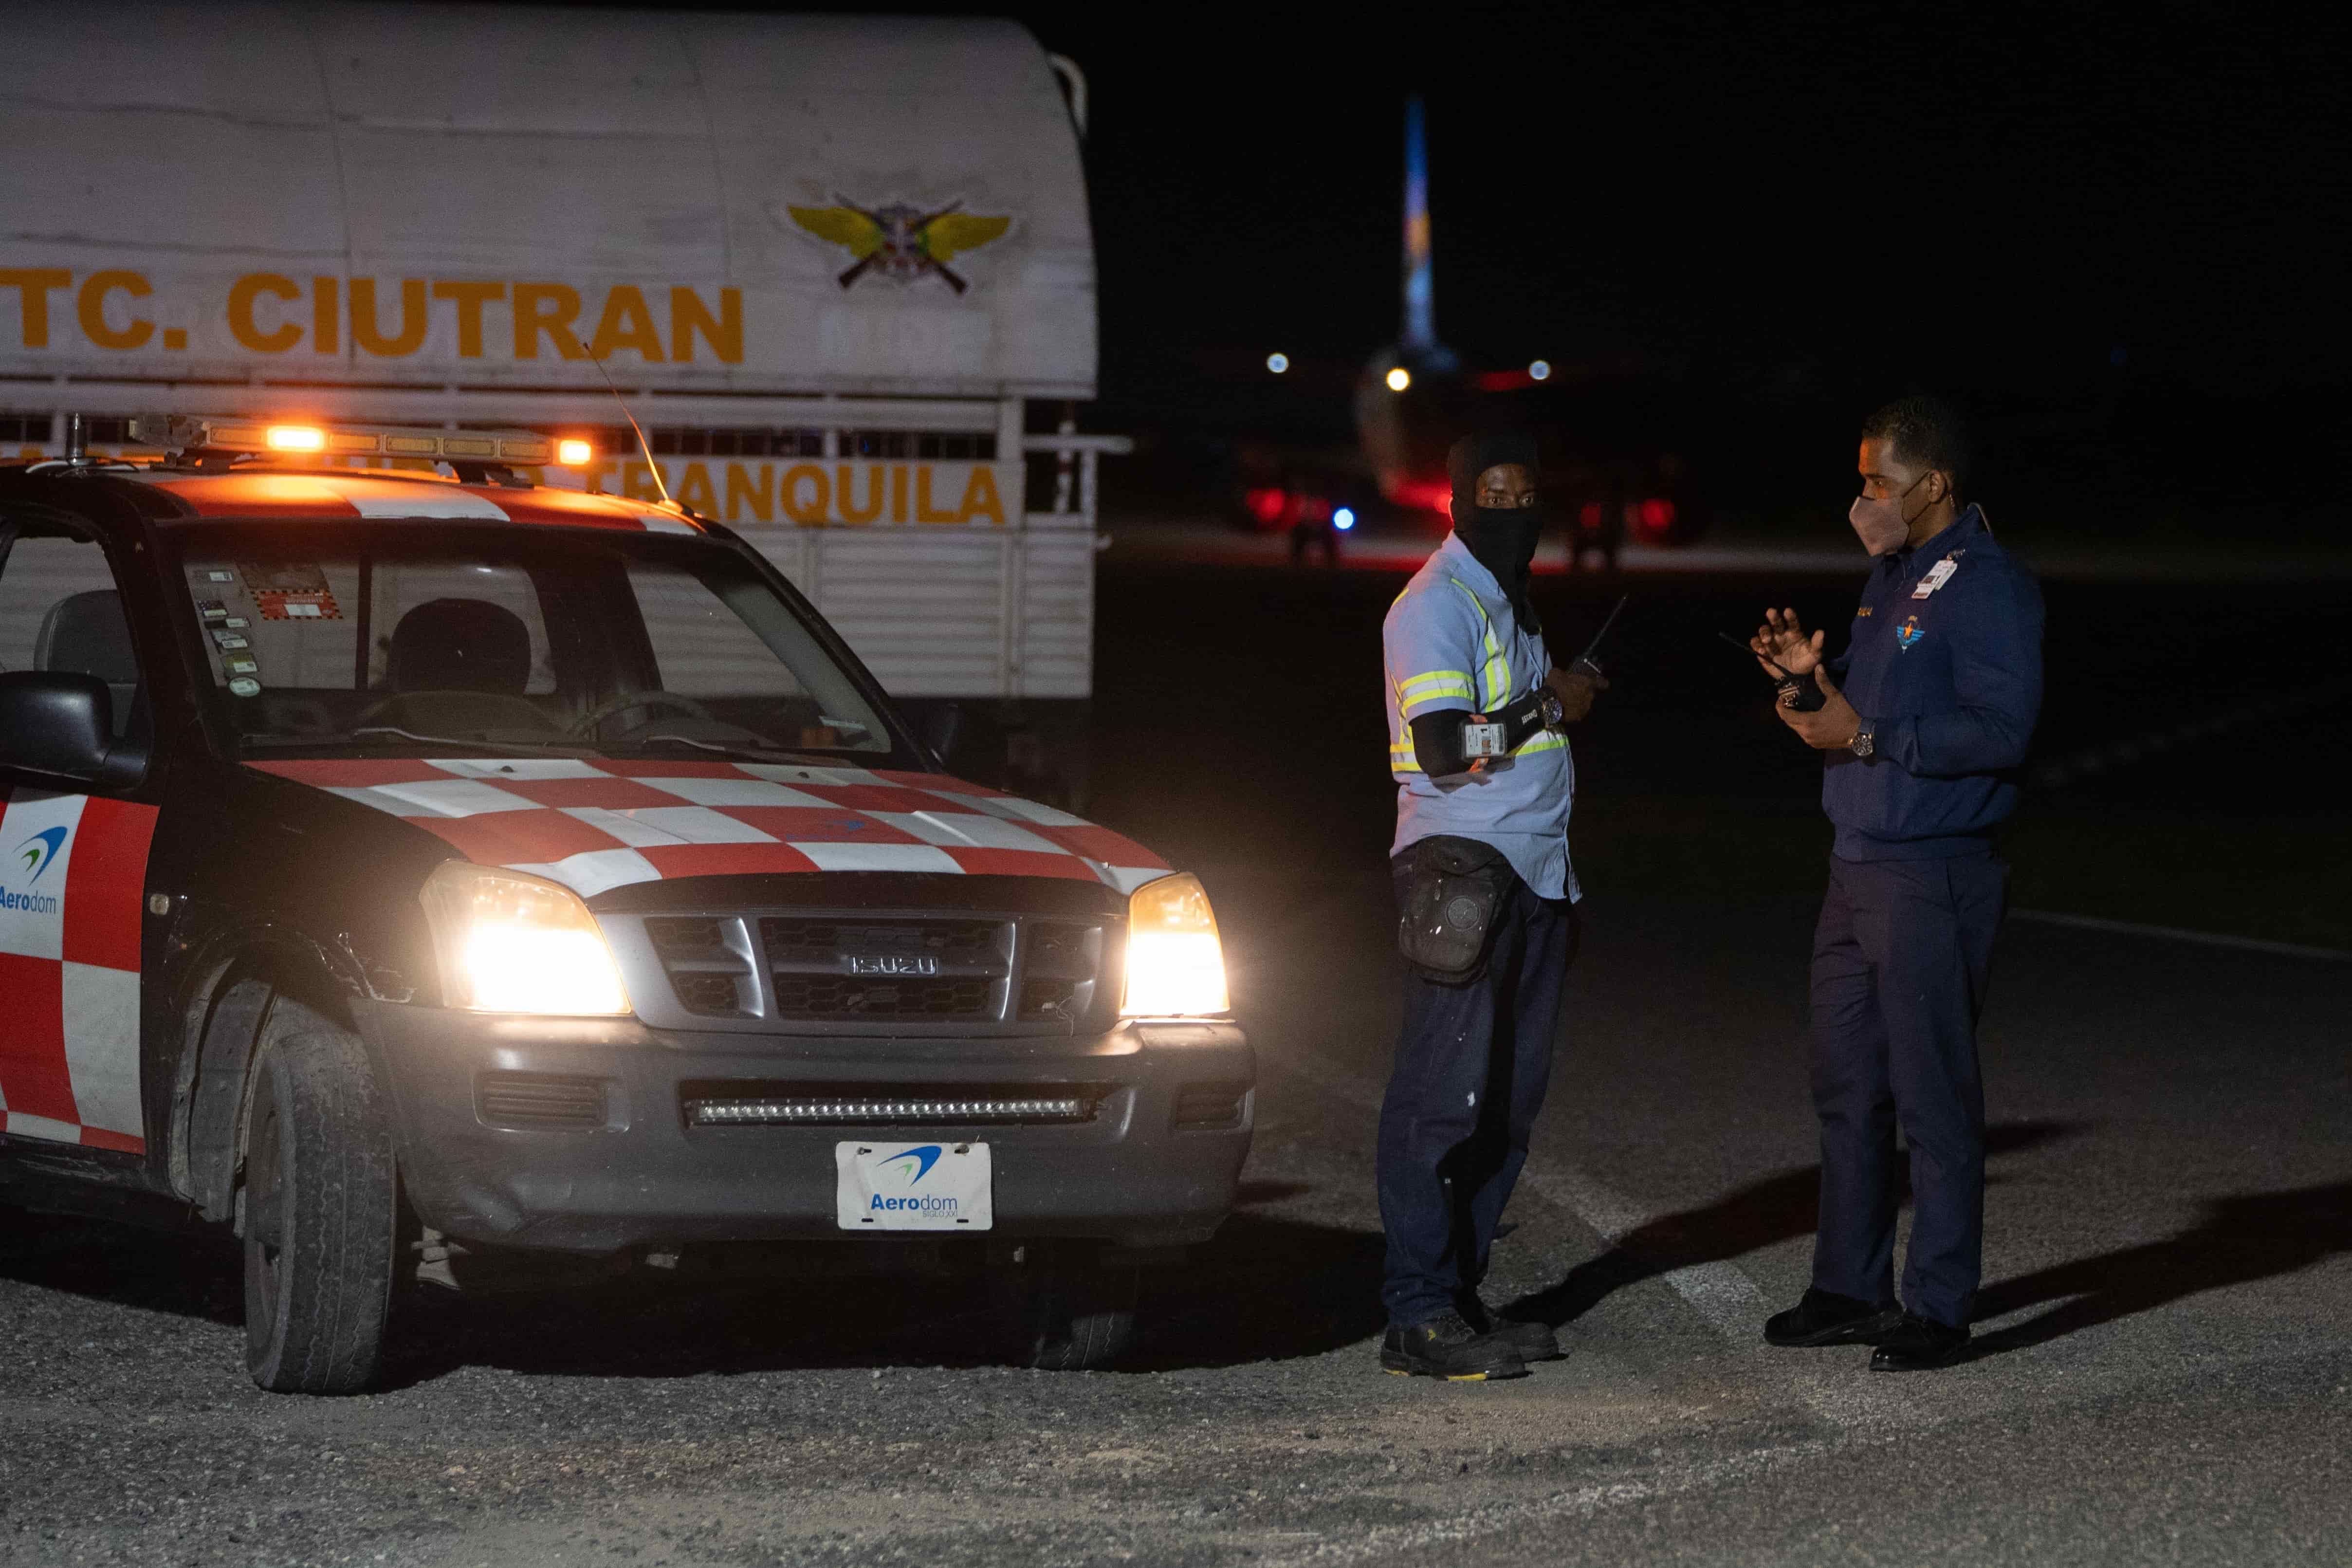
left=772, top=974, right=993, bottom=1019
left=681, top=1080, right=1108, bottom=1127
left=643, top=917, right=757, bottom=1017
left=634, top=910, right=1107, bottom=1029
left=762, top=916, right=1007, bottom=1021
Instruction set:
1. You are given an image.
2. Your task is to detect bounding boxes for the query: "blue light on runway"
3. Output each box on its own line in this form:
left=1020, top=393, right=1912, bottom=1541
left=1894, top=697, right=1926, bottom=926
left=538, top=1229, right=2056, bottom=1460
left=1266, top=352, right=1290, bottom=373
left=1333, top=507, right=1356, bottom=531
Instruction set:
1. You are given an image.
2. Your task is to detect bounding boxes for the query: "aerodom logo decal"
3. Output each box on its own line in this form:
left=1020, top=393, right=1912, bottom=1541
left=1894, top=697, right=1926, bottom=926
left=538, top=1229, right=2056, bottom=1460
left=883, top=1144, right=943, bottom=1184
left=869, top=1144, right=955, bottom=1215
left=1, top=826, right=68, bottom=913
left=16, top=827, right=66, bottom=881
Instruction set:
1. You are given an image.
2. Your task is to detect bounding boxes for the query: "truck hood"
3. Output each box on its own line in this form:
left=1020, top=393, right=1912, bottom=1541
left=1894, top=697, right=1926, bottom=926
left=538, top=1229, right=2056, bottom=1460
left=245, top=757, right=1168, bottom=899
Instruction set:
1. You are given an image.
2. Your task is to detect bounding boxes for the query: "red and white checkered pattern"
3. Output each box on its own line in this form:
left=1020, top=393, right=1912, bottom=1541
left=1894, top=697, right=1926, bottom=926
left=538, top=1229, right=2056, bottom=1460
left=0, top=789, right=156, bottom=1153
left=246, top=759, right=1172, bottom=898
left=148, top=472, right=697, bottom=533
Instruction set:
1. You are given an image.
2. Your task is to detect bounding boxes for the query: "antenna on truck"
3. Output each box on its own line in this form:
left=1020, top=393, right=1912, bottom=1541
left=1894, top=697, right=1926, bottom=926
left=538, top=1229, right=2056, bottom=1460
left=588, top=352, right=673, bottom=508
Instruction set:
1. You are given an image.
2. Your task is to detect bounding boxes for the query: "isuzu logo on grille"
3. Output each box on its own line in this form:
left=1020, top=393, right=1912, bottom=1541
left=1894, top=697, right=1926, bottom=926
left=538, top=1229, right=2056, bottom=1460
left=845, top=954, right=939, bottom=976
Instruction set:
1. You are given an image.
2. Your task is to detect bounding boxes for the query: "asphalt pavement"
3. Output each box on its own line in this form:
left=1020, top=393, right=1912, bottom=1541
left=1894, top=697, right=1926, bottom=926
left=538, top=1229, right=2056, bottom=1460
left=1, top=551, right=2347, bottom=1567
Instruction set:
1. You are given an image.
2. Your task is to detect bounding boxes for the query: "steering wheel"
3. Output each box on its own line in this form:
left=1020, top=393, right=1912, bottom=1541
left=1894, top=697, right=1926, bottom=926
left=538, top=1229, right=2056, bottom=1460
left=567, top=691, right=717, bottom=738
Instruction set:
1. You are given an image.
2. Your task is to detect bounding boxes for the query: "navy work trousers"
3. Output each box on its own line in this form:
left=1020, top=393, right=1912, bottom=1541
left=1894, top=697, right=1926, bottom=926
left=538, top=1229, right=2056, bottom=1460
left=1378, top=875, right=1575, bottom=1327
left=1808, top=851, right=2008, bottom=1328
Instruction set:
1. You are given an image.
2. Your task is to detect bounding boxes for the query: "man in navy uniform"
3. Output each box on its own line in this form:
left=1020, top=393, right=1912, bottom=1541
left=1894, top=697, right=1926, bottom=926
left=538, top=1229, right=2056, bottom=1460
left=1751, top=396, right=2043, bottom=1371
left=1377, top=430, right=1603, bottom=1381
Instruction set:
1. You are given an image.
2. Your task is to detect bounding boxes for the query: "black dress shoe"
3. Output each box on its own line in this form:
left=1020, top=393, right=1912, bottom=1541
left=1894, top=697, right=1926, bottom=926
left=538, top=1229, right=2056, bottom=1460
left=1379, top=1310, right=1529, bottom=1381
left=1763, top=1288, right=1902, bottom=1347
left=1869, top=1312, right=1971, bottom=1371
left=1466, top=1300, right=1563, bottom=1363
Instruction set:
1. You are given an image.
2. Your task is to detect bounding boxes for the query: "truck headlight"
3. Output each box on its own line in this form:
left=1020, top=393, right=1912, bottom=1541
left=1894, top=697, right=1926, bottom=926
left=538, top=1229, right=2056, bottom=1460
left=419, top=862, right=631, bottom=1015
left=1121, top=872, right=1229, bottom=1017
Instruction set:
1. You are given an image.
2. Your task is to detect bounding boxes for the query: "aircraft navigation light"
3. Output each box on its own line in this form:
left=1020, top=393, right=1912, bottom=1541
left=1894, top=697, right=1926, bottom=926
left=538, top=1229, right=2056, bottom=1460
left=555, top=438, right=594, bottom=466
left=1385, top=367, right=1412, bottom=392
left=1266, top=352, right=1290, bottom=374
left=1333, top=507, right=1356, bottom=531
left=265, top=424, right=326, bottom=452
left=1529, top=359, right=1552, bottom=381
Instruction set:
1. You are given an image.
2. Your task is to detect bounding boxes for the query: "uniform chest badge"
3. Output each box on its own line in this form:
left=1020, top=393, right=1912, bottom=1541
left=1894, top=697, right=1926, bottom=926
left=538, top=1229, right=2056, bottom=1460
left=1896, top=615, right=1925, bottom=650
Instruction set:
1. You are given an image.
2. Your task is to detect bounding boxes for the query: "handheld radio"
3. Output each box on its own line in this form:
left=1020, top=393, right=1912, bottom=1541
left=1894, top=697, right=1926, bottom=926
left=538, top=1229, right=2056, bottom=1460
left=1718, top=631, right=1828, bottom=713
left=1572, top=594, right=1629, bottom=681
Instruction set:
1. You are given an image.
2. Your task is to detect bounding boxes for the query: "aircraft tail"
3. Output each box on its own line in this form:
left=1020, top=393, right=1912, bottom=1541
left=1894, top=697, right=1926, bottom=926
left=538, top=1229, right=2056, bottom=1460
left=1393, top=98, right=1457, bottom=372
left=1401, top=97, right=1436, bottom=353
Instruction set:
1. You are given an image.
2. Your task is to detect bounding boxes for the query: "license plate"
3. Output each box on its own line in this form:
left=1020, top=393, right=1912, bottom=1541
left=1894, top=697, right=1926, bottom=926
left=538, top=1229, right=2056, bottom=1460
left=835, top=1141, right=993, bottom=1231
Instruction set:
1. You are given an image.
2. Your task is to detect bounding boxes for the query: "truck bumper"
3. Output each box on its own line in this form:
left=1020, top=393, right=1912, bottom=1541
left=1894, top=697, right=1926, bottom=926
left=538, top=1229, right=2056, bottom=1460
left=357, top=1003, right=1253, bottom=1255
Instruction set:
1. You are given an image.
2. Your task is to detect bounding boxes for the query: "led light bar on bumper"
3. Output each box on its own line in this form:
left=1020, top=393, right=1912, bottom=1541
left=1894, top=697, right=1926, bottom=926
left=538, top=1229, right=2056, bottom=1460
left=1121, top=872, right=1229, bottom=1017
left=419, top=862, right=631, bottom=1015
left=686, top=1094, right=1094, bottom=1127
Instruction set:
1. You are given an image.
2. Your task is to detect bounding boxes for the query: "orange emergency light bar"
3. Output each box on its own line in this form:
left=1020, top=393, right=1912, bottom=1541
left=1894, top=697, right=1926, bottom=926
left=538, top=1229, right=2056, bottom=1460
left=130, top=415, right=562, bottom=468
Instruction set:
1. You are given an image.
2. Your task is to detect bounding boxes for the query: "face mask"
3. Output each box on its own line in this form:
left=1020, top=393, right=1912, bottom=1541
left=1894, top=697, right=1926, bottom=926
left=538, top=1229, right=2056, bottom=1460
left=1455, top=503, right=1544, bottom=594
left=1848, top=472, right=1931, bottom=556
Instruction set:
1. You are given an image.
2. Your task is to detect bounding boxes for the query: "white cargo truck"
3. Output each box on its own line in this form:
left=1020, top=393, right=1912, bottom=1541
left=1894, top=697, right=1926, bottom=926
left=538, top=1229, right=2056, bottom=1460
left=0, top=2, right=1121, bottom=799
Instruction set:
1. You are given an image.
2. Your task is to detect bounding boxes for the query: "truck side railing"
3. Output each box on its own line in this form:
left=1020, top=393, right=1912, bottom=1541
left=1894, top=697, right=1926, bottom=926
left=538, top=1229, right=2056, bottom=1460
left=3, top=383, right=1130, bottom=529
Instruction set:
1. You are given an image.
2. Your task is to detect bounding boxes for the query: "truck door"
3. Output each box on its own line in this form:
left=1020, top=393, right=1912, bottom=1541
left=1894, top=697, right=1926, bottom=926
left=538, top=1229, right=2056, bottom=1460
left=0, top=520, right=159, bottom=1154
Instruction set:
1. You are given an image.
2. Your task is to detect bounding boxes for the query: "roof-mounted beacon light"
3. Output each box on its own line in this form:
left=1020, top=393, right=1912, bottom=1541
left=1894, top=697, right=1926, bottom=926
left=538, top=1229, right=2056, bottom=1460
left=555, top=438, right=594, bottom=467
left=130, top=416, right=558, bottom=480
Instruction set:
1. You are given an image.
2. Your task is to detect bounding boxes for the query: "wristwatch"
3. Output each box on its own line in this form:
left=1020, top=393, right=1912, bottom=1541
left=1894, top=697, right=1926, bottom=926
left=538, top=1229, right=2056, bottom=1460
left=1849, top=721, right=1876, bottom=759
left=1539, top=687, right=1566, bottom=731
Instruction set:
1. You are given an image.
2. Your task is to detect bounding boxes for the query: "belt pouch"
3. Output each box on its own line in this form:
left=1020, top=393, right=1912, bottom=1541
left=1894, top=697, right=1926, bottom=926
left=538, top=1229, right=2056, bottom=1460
left=1393, top=835, right=1512, bottom=984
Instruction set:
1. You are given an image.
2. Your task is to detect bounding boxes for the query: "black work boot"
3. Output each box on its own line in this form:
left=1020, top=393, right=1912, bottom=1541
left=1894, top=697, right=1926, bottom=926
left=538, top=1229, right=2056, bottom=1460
left=1380, top=1310, right=1529, bottom=1381
left=1763, top=1287, right=1903, bottom=1347
left=1465, top=1299, right=1564, bottom=1363
left=1869, top=1312, right=1971, bottom=1371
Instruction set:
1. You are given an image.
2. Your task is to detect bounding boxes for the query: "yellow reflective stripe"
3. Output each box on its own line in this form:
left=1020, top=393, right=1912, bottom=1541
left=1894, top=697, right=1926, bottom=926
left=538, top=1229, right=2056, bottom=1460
left=1397, top=668, right=1473, bottom=694
left=1446, top=580, right=1511, bottom=707
left=1398, top=686, right=1474, bottom=716
left=1513, top=731, right=1568, bottom=756
left=1389, top=739, right=1423, bottom=775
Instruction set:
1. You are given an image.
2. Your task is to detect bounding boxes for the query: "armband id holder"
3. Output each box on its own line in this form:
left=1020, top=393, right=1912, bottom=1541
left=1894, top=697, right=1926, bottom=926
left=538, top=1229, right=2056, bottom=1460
left=1392, top=835, right=1513, bottom=984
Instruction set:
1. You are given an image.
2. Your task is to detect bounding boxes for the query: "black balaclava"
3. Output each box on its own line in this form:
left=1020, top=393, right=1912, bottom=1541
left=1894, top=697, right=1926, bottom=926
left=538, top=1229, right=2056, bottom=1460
left=1448, top=429, right=1543, bottom=618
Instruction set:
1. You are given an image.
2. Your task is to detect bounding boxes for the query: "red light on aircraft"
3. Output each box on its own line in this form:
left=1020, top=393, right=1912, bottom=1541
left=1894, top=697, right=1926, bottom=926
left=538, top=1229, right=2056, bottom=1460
left=1636, top=497, right=1677, bottom=539
left=1473, top=370, right=1535, bottom=392
left=1395, top=479, right=1452, bottom=515
left=1243, top=486, right=1290, bottom=528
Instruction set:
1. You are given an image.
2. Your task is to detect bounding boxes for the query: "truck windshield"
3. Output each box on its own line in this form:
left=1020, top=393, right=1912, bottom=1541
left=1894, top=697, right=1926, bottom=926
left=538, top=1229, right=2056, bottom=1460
left=167, top=523, right=901, bottom=763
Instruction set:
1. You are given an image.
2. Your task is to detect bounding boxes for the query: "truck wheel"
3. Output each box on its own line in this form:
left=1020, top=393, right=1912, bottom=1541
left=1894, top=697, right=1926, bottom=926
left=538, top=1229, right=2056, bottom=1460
left=1003, top=1251, right=1140, bottom=1370
left=240, top=999, right=397, bottom=1394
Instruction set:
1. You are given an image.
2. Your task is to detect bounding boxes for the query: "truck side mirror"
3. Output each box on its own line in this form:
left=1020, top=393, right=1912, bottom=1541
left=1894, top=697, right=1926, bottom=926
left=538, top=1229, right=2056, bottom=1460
left=921, top=702, right=965, bottom=767
left=0, top=671, right=116, bottom=784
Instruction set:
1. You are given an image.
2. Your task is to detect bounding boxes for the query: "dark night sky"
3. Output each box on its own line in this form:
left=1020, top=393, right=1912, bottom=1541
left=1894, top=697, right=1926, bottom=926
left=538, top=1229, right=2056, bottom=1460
left=1005, top=2, right=2352, bottom=400
left=547, top=1, right=2352, bottom=504
left=539, top=1, right=2352, bottom=398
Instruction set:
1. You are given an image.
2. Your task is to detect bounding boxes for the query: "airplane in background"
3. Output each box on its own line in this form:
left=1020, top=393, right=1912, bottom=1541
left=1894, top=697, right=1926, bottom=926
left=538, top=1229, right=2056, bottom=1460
left=1231, top=97, right=1705, bottom=560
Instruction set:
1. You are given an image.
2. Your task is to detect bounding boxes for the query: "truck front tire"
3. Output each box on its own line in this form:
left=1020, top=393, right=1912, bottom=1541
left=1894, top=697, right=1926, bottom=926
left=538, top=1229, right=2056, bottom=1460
left=240, top=999, right=398, bottom=1394
left=1001, top=1248, right=1140, bottom=1370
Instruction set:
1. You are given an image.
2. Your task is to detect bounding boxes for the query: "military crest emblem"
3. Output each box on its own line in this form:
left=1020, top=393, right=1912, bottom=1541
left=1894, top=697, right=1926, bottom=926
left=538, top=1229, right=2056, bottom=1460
left=786, top=197, right=1011, bottom=295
